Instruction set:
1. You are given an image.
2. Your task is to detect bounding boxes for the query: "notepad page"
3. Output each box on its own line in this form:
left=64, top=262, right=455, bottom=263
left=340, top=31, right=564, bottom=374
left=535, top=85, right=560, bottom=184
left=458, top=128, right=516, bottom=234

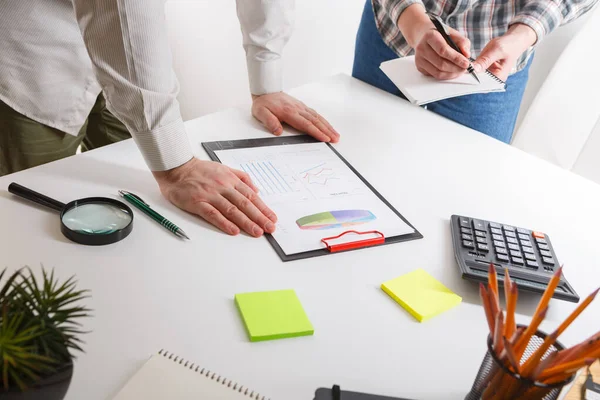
left=112, top=354, right=262, bottom=400
left=380, top=56, right=505, bottom=105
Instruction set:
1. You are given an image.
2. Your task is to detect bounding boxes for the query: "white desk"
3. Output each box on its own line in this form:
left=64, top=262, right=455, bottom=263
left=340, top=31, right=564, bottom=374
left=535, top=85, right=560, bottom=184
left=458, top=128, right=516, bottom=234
left=1, top=75, right=599, bottom=400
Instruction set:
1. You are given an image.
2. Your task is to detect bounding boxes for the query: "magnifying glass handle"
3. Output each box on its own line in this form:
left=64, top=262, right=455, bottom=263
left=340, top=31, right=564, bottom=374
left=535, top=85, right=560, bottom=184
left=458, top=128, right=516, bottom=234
left=8, top=183, right=66, bottom=212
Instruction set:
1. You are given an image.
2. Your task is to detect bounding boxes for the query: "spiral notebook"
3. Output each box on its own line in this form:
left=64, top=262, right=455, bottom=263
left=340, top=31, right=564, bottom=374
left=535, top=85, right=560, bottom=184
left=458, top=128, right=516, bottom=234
left=380, top=55, right=506, bottom=105
left=112, top=350, right=270, bottom=400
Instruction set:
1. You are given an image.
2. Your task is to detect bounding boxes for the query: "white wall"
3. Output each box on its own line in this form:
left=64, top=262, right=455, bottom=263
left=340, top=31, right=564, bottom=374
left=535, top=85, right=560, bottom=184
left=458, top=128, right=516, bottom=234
left=165, top=0, right=365, bottom=121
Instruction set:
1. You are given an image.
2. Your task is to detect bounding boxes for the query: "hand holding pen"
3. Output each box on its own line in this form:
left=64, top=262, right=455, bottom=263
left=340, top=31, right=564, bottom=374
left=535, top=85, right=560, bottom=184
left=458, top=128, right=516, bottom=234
left=396, top=5, right=478, bottom=81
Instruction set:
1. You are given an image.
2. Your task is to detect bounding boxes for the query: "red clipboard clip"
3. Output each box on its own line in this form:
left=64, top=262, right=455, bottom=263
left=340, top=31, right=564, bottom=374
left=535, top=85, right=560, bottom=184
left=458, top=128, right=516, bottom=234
left=321, top=230, right=385, bottom=253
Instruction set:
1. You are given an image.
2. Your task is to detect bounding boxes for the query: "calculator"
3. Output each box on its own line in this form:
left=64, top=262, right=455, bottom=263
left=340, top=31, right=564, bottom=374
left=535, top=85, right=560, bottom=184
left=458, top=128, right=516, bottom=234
left=450, top=215, right=580, bottom=303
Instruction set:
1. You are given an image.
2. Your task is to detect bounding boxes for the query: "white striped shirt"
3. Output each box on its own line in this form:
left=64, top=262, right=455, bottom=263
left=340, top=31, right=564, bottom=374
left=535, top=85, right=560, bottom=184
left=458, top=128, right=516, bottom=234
left=0, top=0, right=294, bottom=171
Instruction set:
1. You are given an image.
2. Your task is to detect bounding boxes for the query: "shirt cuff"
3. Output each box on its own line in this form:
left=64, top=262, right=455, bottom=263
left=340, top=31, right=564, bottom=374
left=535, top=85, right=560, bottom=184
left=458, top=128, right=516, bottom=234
left=387, top=0, right=425, bottom=26
left=247, top=58, right=284, bottom=95
left=510, top=2, right=563, bottom=44
left=131, top=118, right=194, bottom=171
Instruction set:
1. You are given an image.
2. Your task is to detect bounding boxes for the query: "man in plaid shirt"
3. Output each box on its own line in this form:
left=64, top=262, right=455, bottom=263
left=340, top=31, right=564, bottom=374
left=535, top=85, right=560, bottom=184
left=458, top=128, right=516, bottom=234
left=352, top=0, right=598, bottom=143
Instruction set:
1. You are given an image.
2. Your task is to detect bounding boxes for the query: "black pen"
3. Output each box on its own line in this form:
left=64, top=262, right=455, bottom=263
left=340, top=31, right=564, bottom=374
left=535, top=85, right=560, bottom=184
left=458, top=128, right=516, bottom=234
left=428, top=13, right=480, bottom=83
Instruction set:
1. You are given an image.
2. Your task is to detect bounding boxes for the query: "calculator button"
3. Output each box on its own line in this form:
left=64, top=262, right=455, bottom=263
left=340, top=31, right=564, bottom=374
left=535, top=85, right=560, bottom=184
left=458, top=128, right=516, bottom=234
left=475, top=231, right=487, bottom=238
left=462, top=234, right=473, bottom=241
left=510, top=250, right=523, bottom=258
left=505, top=231, right=517, bottom=238
left=511, top=257, right=524, bottom=265
left=497, top=254, right=509, bottom=263
left=491, top=227, right=502, bottom=235
left=542, top=257, right=555, bottom=265
left=537, top=243, right=550, bottom=251
left=532, top=231, right=545, bottom=239
left=506, top=237, right=518, bottom=245
left=540, top=250, right=552, bottom=258
left=494, top=240, right=506, bottom=248
left=490, top=222, right=502, bottom=229
left=495, top=247, right=508, bottom=255
left=503, top=225, right=516, bottom=233
left=477, top=244, right=490, bottom=252
left=518, top=234, right=530, bottom=241
left=462, top=240, right=475, bottom=249
left=524, top=253, right=536, bottom=261
left=472, top=219, right=486, bottom=232
left=526, top=260, right=539, bottom=269
left=492, top=234, right=504, bottom=241
left=476, top=237, right=487, bottom=244
left=522, top=246, right=534, bottom=254
left=460, top=217, right=471, bottom=228
left=536, top=238, right=548, bottom=245
left=461, top=227, right=473, bottom=235
left=520, top=240, right=533, bottom=248
left=517, top=228, right=530, bottom=235
left=508, top=243, right=520, bottom=251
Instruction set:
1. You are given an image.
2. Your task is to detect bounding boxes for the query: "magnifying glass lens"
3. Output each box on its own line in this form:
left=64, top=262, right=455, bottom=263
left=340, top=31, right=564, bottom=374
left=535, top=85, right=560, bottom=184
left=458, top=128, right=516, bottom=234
left=61, top=203, right=132, bottom=235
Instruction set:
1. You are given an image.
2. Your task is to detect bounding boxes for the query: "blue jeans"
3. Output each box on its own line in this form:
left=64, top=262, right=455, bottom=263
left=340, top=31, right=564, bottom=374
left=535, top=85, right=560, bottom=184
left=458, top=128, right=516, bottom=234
left=351, top=0, right=532, bottom=143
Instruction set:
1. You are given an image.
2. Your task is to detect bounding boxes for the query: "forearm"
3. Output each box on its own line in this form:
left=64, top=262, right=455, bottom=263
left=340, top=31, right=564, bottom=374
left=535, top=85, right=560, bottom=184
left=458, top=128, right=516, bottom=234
left=236, top=0, right=294, bottom=95
left=511, top=0, right=599, bottom=45
left=72, top=0, right=193, bottom=171
left=397, top=3, right=433, bottom=48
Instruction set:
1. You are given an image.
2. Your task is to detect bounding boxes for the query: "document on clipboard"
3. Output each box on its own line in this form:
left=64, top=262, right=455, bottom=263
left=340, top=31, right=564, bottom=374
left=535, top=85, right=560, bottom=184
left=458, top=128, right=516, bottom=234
left=203, top=136, right=422, bottom=261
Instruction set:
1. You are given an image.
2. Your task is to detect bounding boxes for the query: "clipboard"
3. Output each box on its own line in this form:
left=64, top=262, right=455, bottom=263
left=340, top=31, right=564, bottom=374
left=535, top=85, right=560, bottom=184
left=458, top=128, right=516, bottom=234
left=202, top=136, right=423, bottom=262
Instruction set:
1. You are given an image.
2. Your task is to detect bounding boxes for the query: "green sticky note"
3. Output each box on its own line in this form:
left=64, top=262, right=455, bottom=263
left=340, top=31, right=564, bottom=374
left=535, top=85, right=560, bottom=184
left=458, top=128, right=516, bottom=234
left=381, top=269, right=462, bottom=322
left=235, top=289, right=314, bottom=342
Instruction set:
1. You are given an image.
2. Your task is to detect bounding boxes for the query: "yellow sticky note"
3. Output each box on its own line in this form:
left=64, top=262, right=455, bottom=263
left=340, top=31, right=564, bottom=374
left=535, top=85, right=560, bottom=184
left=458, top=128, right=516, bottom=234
left=381, top=269, right=462, bottom=322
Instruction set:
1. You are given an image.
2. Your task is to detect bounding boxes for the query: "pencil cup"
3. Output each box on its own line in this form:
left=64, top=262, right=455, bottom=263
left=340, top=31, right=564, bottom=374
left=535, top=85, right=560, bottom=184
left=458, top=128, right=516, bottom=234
left=465, top=327, right=575, bottom=400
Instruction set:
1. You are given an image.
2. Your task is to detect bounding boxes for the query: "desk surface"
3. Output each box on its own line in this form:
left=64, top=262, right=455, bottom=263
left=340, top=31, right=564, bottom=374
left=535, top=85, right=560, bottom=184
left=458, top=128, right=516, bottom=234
left=1, top=75, right=599, bottom=400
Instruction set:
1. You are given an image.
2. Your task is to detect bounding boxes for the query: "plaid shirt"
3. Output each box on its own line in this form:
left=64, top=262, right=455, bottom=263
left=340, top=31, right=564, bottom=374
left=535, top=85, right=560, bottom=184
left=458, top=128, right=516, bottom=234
left=372, top=0, right=598, bottom=74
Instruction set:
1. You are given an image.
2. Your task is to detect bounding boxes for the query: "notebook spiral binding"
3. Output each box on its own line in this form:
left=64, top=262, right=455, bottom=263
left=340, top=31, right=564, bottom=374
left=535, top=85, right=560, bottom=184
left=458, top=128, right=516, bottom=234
left=468, top=57, right=506, bottom=86
left=158, top=349, right=270, bottom=400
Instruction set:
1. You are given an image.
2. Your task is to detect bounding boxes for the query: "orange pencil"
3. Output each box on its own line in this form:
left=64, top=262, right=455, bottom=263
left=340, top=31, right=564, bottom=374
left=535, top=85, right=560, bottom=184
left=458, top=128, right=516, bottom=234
left=504, top=283, right=518, bottom=340
left=540, top=358, right=596, bottom=384
left=502, top=337, right=521, bottom=374
left=488, top=264, right=499, bottom=300
left=533, top=267, right=563, bottom=317
left=493, top=311, right=505, bottom=355
left=539, top=357, right=597, bottom=380
left=554, top=288, right=599, bottom=338
left=531, top=352, right=558, bottom=381
left=514, top=306, right=549, bottom=357
left=480, top=283, right=496, bottom=336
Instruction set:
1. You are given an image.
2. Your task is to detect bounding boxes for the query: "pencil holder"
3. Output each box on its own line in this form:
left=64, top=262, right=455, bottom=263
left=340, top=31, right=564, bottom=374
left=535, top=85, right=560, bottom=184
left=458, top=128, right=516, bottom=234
left=465, top=326, right=575, bottom=400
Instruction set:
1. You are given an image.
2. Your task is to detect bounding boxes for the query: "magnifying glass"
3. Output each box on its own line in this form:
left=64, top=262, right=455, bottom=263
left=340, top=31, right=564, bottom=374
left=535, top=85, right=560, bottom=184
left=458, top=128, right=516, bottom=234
left=8, top=182, right=134, bottom=245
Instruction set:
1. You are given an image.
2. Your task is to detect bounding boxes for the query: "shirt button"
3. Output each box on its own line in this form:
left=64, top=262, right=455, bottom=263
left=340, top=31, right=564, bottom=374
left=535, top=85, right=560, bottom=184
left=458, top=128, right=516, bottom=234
left=448, top=16, right=456, bottom=24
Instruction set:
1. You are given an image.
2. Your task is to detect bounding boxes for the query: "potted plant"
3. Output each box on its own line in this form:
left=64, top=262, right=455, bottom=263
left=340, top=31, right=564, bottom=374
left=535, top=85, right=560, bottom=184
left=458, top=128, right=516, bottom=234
left=0, top=267, right=90, bottom=399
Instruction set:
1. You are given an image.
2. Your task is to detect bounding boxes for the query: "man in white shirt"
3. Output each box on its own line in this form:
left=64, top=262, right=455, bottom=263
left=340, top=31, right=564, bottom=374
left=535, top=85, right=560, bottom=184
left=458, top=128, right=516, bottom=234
left=0, top=0, right=339, bottom=238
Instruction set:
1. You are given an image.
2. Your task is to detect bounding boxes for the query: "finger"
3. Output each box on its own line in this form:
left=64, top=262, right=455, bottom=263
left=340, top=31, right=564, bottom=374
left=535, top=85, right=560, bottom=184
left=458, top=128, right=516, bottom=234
left=253, top=106, right=283, bottom=136
left=422, top=45, right=466, bottom=73
left=231, top=169, right=259, bottom=193
left=234, top=181, right=277, bottom=224
left=281, top=112, right=331, bottom=142
left=307, top=108, right=340, bottom=143
left=224, top=186, right=276, bottom=233
left=299, top=110, right=338, bottom=143
left=427, top=33, right=470, bottom=69
left=417, top=57, right=463, bottom=81
left=473, top=39, right=504, bottom=73
left=195, top=202, right=240, bottom=236
left=449, top=31, right=471, bottom=58
left=214, top=195, right=264, bottom=238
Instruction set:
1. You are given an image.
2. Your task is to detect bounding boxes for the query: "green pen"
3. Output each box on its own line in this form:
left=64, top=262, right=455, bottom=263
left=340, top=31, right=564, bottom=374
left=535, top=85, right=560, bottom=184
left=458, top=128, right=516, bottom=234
left=118, top=190, right=190, bottom=240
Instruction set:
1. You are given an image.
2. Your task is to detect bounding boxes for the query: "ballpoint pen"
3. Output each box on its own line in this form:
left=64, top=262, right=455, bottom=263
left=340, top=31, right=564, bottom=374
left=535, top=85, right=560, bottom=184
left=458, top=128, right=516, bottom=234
left=427, top=13, right=481, bottom=84
left=118, top=190, right=190, bottom=240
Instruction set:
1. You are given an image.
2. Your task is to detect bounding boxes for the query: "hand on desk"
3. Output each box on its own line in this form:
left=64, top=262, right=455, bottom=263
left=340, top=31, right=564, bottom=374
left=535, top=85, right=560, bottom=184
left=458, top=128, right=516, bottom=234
left=153, top=158, right=277, bottom=237
left=251, top=92, right=340, bottom=143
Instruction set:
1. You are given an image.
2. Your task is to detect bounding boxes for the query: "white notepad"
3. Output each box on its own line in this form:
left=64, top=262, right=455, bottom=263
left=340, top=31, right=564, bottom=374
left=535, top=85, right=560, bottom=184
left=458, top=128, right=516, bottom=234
left=112, top=350, right=269, bottom=400
left=380, top=55, right=506, bottom=105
